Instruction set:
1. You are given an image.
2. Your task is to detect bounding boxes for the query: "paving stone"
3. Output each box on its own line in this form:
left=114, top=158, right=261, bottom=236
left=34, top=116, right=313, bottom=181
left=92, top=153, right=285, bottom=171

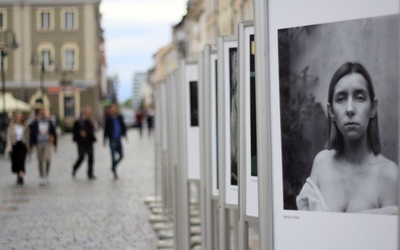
left=0, top=129, right=157, bottom=249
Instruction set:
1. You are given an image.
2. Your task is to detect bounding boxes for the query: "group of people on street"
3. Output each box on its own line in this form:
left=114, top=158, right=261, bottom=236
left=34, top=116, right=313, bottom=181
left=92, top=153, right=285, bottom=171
left=135, top=108, right=154, bottom=137
left=5, top=103, right=128, bottom=185
left=6, top=107, right=57, bottom=185
left=72, top=103, right=127, bottom=180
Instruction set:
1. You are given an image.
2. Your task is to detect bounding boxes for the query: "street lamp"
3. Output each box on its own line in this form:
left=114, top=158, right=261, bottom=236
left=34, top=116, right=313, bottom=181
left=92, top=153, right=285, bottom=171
left=0, top=28, right=18, bottom=115
left=30, top=50, right=53, bottom=106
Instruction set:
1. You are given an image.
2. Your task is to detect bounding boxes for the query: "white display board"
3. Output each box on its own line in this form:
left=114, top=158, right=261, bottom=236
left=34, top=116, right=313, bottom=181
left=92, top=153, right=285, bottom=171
left=222, top=38, right=239, bottom=207
left=160, top=83, right=168, bottom=152
left=240, top=23, right=258, bottom=218
left=262, top=0, right=399, bottom=249
left=210, top=52, right=219, bottom=198
left=184, top=63, right=200, bottom=180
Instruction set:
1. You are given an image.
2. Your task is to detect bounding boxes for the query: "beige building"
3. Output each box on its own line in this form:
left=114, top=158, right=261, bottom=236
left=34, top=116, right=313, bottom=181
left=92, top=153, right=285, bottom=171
left=152, top=0, right=254, bottom=84
left=0, top=0, right=104, bottom=128
left=185, top=0, right=254, bottom=61
left=153, top=43, right=180, bottom=87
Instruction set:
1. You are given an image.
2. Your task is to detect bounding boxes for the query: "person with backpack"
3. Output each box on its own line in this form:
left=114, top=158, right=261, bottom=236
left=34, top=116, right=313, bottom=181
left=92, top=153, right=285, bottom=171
left=29, top=107, right=57, bottom=185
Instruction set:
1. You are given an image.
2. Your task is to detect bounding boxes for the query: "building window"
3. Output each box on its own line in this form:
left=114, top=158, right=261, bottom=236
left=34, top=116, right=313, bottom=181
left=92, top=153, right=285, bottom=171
left=41, top=49, right=51, bottom=71
left=0, top=8, right=8, bottom=31
left=61, top=8, right=79, bottom=31
left=65, top=12, right=74, bottom=30
left=65, top=49, right=74, bottom=71
left=0, top=13, right=3, bottom=30
left=37, top=43, right=55, bottom=72
left=41, top=11, right=50, bottom=30
left=61, top=43, right=79, bottom=71
left=37, top=8, right=54, bottom=31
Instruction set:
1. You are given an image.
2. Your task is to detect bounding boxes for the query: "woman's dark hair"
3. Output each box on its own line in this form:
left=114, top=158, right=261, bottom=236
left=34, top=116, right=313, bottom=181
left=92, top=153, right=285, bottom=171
left=326, top=62, right=380, bottom=154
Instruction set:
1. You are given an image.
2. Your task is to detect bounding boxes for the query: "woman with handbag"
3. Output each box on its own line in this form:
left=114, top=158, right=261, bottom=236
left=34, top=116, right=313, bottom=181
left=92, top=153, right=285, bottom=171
left=6, top=112, right=30, bottom=185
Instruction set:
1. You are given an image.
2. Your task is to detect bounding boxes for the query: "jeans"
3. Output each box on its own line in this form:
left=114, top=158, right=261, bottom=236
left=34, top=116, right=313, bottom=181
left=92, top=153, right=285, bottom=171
left=73, top=143, right=94, bottom=177
left=110, top=138, right=123, bottom=172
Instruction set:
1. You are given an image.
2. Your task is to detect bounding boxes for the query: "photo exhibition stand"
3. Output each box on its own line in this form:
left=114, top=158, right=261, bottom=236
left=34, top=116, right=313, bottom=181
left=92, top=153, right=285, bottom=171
left=153, top=0, right=400, bottom=248
left=217, top=35, right=240, bottom=250
left=238, top=19, right=256, bottom=250
left=254, top=0, right=400, bottom=249
left=157, top=62, right=202, bottom=249
left=179, top=61, right=201, bottom=249
left=200, top=44, right=221, bottom=250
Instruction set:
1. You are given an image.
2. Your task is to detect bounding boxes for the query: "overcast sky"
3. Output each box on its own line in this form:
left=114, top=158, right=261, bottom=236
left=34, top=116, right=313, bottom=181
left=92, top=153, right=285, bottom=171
left=100, top=0, right=187, bottom=103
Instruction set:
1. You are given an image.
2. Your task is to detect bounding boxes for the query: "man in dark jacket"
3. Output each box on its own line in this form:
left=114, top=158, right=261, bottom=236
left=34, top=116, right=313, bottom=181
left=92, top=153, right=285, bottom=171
left=30, top=107, right=57, bottom=185
left=72, top=106, right=97, bottom=180
left=103, top=103, right=127, bottom=179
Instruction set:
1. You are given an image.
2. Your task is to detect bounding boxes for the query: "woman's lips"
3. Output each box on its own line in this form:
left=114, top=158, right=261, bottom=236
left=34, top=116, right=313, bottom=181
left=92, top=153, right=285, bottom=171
left=345, top=121, right=358, bottom=127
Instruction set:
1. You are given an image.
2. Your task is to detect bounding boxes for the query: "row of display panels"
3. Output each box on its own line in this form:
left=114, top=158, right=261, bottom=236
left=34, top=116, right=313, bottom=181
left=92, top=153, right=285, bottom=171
left=154, top=25, right=258, bottom=216
left=155, top=0, right=400, bottom=248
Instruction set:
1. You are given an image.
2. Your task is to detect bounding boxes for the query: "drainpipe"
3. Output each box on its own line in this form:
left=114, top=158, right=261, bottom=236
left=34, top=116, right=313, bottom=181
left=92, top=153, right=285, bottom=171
left=19, top=0, right=25, bottom=102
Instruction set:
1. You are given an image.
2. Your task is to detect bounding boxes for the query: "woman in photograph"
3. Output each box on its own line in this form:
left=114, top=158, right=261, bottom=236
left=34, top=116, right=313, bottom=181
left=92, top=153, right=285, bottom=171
left=6, top=112, right=30, bottom=185
left=296, top=62, right=398, bottom=214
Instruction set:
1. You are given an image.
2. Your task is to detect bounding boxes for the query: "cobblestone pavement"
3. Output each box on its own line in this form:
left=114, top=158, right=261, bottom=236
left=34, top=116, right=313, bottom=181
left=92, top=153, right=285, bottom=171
left=0, top=128, right=157, bottom=249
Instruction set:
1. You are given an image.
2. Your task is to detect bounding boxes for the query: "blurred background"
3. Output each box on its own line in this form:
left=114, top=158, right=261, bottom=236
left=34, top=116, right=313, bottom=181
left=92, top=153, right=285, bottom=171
left=0, top=0, right=254, bottom=134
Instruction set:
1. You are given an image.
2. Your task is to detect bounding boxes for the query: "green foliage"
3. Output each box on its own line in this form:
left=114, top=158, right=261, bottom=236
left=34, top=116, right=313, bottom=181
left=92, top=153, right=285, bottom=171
left=120, top=98, right=133, bottom=108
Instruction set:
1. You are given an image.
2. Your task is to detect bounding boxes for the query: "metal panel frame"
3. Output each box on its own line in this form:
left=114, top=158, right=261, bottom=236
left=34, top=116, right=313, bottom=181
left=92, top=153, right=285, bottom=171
left=217, top=35, right=238, bottom=250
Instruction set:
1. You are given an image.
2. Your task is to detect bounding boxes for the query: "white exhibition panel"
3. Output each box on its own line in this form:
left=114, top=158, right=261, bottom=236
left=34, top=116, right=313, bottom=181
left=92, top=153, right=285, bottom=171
left=185, top=63, right=201, bottom=180
left=267, top=0, right=399, bottom=249
left=160, top=83, right=168, bottom=152
left=155, top=88, right=161, bottom=146
left=243, top=24, right=258, bottom=218
left=210, top=52, right=219, bottom=198
left=169, top=72, right=179, bottom=169
left=223, top=39, right=239, bottom=207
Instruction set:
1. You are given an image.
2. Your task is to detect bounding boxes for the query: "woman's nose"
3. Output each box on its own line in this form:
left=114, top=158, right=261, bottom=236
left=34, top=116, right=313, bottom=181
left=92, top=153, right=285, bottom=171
left=346, top=98, right=355, bottom=116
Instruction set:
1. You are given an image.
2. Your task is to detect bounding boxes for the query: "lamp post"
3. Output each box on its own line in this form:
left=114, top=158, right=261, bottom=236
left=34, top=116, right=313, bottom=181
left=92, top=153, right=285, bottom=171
left=31, top=51, right=52, bottom=107
left=0, top=28, right=18, bottom=115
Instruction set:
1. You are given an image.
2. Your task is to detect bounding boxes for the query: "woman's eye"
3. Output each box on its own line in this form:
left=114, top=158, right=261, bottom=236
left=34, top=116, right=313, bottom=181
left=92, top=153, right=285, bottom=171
left=355, top=95, right=365, bottom=102
left=335, top=96, right=345, bottom=103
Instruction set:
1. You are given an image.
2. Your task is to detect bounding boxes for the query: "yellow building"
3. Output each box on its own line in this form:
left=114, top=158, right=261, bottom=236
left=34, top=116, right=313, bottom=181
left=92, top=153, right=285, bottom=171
left=0, top=0, right=105, bottom=129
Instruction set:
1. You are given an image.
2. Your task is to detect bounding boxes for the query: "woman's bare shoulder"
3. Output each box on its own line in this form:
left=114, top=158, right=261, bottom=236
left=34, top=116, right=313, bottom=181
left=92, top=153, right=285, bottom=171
left=376, top=155, right=398, bottom=182
left=375, top=155, right=398, bottom=206
left=310, top=150, right=336, bottom=183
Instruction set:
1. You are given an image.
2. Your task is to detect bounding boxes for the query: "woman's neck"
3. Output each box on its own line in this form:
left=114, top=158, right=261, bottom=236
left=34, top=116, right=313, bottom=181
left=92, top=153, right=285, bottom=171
left=342, top=136, right=371, bottom=165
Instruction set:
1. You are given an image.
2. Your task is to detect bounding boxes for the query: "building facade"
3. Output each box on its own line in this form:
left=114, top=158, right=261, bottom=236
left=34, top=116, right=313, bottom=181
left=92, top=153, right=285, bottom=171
left=151, top=0, right=254, bottom=85
left=132, top=72, right=147, bottom=110
left=0, top=0, right=104, bottom=127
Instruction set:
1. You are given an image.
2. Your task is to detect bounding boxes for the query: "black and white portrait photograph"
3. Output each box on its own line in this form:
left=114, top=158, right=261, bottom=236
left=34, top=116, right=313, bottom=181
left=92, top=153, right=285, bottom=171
left=230, top=48, right=238, bottom=186
left=250, top=34, right=257, bottom=177
left=189, top=81, right=199, bottom=127
left=279, top=15, right=399, bottom=215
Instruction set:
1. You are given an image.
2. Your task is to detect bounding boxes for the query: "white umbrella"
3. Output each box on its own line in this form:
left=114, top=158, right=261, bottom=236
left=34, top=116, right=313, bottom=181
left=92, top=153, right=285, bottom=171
left=0, top=92, right=31, bottom=112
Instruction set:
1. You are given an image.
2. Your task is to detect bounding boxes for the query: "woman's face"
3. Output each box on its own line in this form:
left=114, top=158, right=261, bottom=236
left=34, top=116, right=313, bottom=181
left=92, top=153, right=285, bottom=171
left=329, top=73, right=376, bottom=142
left=15, top=114, right=22, bottom=123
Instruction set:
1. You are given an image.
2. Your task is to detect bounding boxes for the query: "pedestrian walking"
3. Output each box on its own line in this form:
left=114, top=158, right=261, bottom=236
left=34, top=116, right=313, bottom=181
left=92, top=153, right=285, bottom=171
left=146, top=108, right=154, bottom=136
left=5, top=112, right=30, bottom=185
left=103, top=103, right=127, bottom=179
left=29, top=108, right=57, bottom=185
left=135, top=108, right=143, bottom=137
left=72, top=106, right=97, bottom=180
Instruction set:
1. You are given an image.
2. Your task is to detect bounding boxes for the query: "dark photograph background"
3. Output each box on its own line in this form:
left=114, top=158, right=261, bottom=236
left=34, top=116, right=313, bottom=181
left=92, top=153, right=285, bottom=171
left=189, top=81, right=199, bottom=127
left=230, top=48, right=238, bottom=186
left=278, top=15, right=399, bottom=210
left=250, top=34, right=257, bottom=177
